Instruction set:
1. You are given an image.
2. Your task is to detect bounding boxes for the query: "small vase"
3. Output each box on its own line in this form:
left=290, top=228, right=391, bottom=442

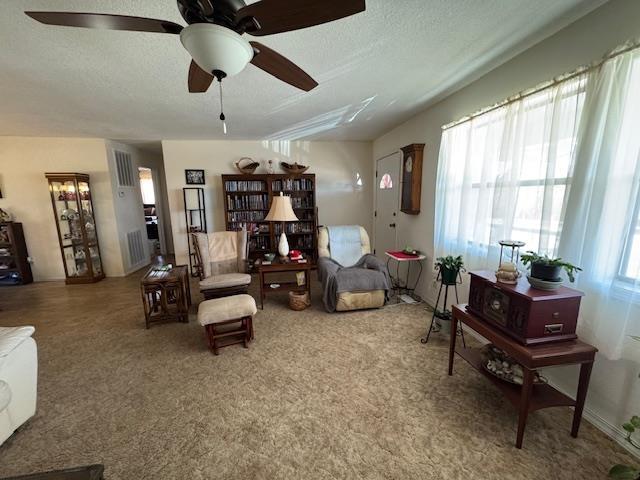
left=278, top=232, right=289, bottom=257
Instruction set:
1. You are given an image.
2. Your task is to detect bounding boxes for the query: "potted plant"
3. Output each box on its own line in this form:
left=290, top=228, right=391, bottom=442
left=435, top=255, right=465, bottom=286
left=520, top=252, right=581, bottom=286
left=609, top=415, right=640, bottom=479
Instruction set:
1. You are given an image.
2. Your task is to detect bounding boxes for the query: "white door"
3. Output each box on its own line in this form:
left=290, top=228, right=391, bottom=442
left=374, top=152, right=401, bottom=258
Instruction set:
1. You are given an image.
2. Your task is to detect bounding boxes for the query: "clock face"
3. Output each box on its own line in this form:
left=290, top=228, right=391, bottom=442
left=483, top=288, right=510, bottom=326
left=405, top=156, right=413, bottom=173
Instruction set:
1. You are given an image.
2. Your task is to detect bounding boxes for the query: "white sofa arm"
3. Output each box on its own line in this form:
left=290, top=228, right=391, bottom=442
left=0, top=381, right=10, bottom=413
left=0, top=328, right=37, bottom=446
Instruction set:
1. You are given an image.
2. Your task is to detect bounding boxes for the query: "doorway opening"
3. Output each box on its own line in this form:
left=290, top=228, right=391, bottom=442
left=139, top=167, right=161, bottom=256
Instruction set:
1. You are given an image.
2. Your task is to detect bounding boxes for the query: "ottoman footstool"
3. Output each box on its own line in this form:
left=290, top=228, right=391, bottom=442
left=197, top=294, right=257, bottom=355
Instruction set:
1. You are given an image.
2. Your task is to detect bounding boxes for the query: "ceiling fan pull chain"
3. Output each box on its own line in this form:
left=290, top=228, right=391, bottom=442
left=215, top=73, right=227, bottom=135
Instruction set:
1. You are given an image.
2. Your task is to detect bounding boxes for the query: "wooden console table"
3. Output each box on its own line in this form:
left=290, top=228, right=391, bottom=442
left=449, top=304, right=597, bottom=448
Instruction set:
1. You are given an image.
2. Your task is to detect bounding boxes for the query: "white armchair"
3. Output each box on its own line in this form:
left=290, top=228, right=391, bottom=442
left=317, top=226, right=389, bottom=312
left=0, top=326, right=37, bottom=446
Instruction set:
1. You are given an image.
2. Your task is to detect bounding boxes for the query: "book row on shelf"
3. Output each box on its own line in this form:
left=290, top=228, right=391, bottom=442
left=229, top=222, right=269, bottom=234
left=289, top=236, right=314, bottom=250
left=291, top=196, right=314, bottom=208
left=228, top=211, right=265, bottom=222
left=275, top=223, right=315, bottom=235
left=250, top=236, right=271, bottom=251
left=248, top=236, right=312, bottom=252
left=272, top=178, right=313, bottom=191
left=295, top=210, right=315, bottom=220
left=224, top=180, right=265, bottom=192
left=227, top=194, right=269, bottom=210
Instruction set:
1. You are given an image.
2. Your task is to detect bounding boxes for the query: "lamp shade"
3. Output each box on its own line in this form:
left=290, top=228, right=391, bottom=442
left=265, top=193, right=299, bottom=222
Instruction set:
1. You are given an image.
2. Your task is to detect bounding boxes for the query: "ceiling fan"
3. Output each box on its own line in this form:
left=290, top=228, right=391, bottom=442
left=25, top=0, right=366, bottom=131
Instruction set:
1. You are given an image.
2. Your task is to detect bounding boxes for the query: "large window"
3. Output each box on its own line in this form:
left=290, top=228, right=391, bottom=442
left=139, top=167, right=155, bottom=204
left=435, top=75, right=587, bottom=267
left=436, top=44, right=640, bottom=359
left=620, top=197, right=640, bottom=281
left=613, top=55, right=640, bottom=282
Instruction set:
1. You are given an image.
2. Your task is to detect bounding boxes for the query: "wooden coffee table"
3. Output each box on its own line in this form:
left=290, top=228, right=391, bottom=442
left=140, top=265, right=191, bottom=328
left=256, top=258, right=313, bottom=309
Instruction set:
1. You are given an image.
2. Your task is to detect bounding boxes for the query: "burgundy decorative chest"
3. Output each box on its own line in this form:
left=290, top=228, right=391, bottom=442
left=467, top=270, right=584, bottom=345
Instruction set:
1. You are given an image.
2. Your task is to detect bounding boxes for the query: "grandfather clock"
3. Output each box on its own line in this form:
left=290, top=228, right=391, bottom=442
left=400, top=143, right=424, bottom=214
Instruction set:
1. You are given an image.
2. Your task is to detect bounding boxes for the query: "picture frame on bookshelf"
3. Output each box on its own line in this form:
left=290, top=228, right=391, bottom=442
left=185, top=169, right=205, bottom=185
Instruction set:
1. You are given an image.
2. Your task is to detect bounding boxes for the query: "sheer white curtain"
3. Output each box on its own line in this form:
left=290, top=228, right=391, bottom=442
left=558, top=45, right=640, bottom=359
left=434, top=74, right=588, bottom=270
left=435, top=43, right=640, bottom=359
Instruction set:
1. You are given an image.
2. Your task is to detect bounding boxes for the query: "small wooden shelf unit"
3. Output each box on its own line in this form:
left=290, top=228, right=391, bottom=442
left=222, top=174, right=318, bottom=267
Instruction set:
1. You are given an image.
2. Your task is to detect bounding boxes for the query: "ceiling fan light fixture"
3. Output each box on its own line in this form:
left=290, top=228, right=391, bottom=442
left=180, top=23, right=253, bottom=77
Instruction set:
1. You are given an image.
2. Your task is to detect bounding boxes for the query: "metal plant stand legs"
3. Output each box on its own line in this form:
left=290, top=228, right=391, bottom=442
left=421, top=282, right=466, bottom=346
left=386, top=256, right=424, bottom=302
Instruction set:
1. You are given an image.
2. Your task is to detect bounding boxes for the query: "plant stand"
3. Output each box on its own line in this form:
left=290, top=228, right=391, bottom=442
left=421, top=277, right=466, bottom=346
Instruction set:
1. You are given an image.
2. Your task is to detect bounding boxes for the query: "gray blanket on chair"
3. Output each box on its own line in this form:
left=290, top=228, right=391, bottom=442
left=317, top=254, right=391, bottom=312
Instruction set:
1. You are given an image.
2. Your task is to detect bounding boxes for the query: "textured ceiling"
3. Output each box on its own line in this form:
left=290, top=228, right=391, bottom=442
left=0, top=0, right=605, bottom=142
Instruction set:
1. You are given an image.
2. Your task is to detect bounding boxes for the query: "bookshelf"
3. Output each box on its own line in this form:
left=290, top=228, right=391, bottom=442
left=0, top=222, right=33, bottom=286
left=222, top=174, right=317, bottom=267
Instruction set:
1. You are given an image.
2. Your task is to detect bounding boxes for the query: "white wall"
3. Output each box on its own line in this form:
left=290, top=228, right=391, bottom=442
left=0, top=137, right=124, bottom=280
left=162, top=140, right=373, bottom=266
left=372, top=0, right=640, bottom=449
left=105, top=141, right=152, bottom=274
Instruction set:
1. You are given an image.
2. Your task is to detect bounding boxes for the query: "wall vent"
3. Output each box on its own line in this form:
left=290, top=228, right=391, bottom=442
left=115, top=150, right=135, bottom=187
left=127, top=230, right=145, bottom=267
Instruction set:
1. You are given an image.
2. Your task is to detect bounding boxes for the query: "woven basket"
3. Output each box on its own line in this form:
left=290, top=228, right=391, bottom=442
left=289, top=291, right=311, bottom=311
left=280, top=161, right=309, bottom=175
left=235, top=157, right=260, bottom=174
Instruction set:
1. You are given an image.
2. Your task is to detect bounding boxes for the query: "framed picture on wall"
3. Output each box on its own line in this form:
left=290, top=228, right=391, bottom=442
left=185, top=169, right=205, bottom=185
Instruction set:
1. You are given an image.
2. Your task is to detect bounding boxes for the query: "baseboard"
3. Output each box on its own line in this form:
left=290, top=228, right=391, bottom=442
left=547, top=379, right=640, bottom=459
left=125, top=261, right=150, bottom=276
left=34, top=272, right=129, bottom=282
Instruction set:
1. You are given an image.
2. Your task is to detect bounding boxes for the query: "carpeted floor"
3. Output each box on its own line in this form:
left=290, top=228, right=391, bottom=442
left=0, top=271, right=635, bottom=479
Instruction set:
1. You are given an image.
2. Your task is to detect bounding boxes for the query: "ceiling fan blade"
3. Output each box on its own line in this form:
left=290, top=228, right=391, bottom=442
left=236, top=0, right=365, bottom=36
left=188, top=60, right=214, bottom=93
left=198, top=0, right=215, bottom=16
left=25, top=12, right=183, bottom=34
left=250, top=42, right=317, bottom=91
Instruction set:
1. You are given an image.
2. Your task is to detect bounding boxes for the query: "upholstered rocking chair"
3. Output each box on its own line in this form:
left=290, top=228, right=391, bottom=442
left=191, top=230, right=252, bottom=300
